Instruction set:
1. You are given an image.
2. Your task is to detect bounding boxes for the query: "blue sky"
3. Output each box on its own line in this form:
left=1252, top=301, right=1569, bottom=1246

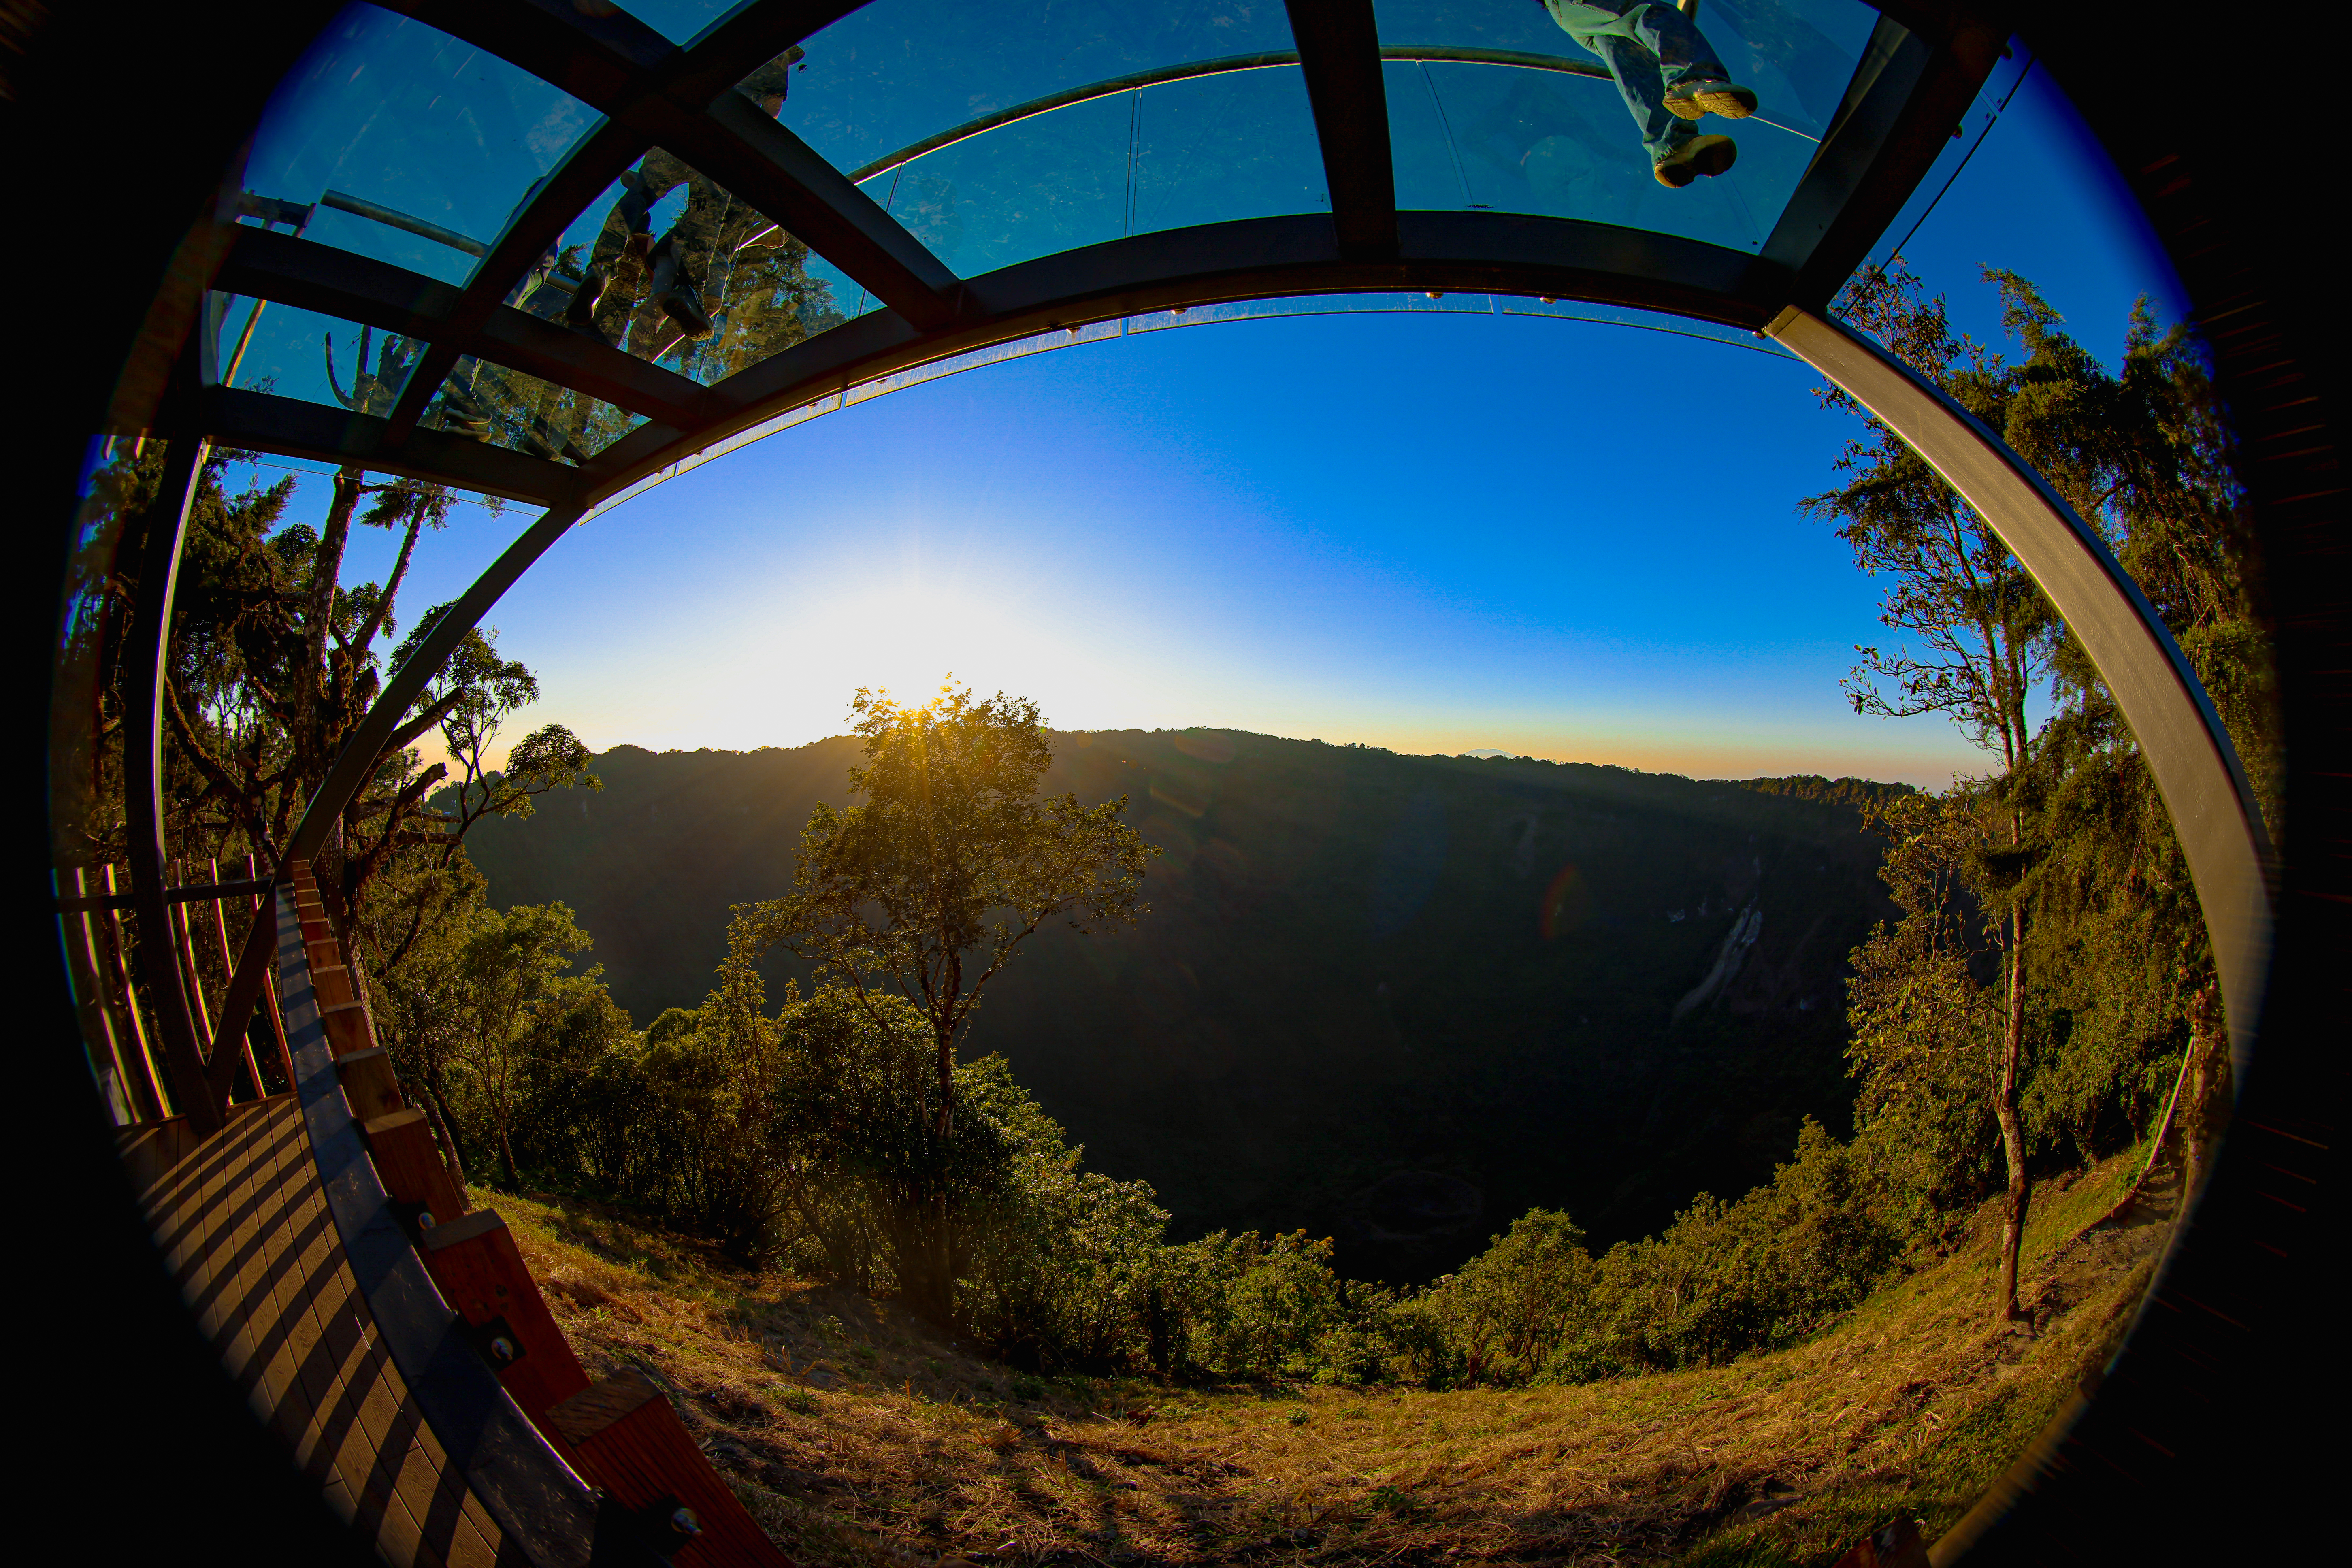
left=275, top=51, right=2186, bottom=790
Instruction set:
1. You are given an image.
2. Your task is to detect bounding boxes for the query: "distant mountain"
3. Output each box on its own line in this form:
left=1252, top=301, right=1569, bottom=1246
left=461, top=732, right=1900, bottom=1279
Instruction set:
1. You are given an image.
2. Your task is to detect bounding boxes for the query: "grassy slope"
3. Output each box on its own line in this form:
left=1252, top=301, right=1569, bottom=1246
left=488, top=1148, right=2172, bottom=1568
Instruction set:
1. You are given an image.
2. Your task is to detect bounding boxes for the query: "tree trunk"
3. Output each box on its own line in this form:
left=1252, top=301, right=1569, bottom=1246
left=1994, top=904, right=2030, bottom=1323
left=2182, top=984, right=2228, bottom=1189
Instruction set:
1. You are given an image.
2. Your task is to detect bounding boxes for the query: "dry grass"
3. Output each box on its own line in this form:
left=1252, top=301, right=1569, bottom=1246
left=487, top=1148, right=2173, bottom=1568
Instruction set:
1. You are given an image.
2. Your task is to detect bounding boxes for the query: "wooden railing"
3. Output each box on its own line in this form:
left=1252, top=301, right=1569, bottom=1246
left=57, top=853, right=292, bottom=1126
left=278, top=859, right=789, bottom=1568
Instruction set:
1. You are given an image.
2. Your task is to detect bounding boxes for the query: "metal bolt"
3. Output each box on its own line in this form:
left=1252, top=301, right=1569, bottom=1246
left=670, top=1506, right=702, bottom=1537
left=1426, top=290, right=1444, bottom=300
left=1540, top=296, right=1557, bottom=304
left=418, top=1211, right=437, bottom=1229
left=489, top=1336, right=518, bottom=1364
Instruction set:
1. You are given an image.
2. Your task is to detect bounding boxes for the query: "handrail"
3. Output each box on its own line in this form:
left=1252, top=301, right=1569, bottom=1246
left=843, top=47, right=1614, bottom=185
left=320, top=187, right=490, bottom=257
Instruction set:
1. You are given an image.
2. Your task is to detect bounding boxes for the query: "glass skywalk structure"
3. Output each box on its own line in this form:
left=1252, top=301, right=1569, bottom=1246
left=203, top=0, right=2000, bottom=512
left=58, top=6, right=2309, bottom=1563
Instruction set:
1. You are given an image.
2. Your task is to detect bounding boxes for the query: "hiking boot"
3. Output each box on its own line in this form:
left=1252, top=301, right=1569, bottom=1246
left=1654, top=134, right=1737, bottom=187
left=1664, top=79, right=1759, bottom=121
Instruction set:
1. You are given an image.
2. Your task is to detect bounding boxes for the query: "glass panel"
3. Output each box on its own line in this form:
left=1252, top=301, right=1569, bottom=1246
left=440, top=358, right=644, bottom=463
left=1375, top=0, right=1879, bottom=142
left=1131, top=65, right=1327, bottom=236
left=213, top=295, right=428, bottom=413
left=628, top=0, right=744, bottom=45
left=243, top=4, right=601, bottom=287
left=1375, top=0, right=1882, bottom=245
left=549, top=151, right=865, bottom=384
left=780, top=0, right=1297, bottom=178
left=869, top=92, right=1133, bottom=279
left=801, top=253, right=882, bottom=327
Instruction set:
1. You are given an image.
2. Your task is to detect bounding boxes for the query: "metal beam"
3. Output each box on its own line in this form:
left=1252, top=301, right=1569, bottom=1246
left=217, top=225, right=710, bottom=427
left=384, top=119, right=653, bottom=443
left=201, top=385, right=594, bottom=507
left=1768, top=305, right=2273, bottom=1072
left=1284, top=0, right=1398, bottom=261
left=583, top=211, right=1783, bottom=491
left=381, top=0, right=961, bottom=329
left=124, top=436, right=221, bottom=1134
left=1760, top=9, right=2005, bottom=311
left=284, top=498, right=590, bottom=868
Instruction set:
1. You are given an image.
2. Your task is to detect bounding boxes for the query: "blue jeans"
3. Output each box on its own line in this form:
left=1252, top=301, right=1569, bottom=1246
left=1542, top=0, right=1732, bottom=160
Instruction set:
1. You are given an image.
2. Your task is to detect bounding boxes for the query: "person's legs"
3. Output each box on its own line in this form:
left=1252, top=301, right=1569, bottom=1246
left=1576, top=28, right=1691, bottom=162
left=1546, top=0, right=1755, bottom=149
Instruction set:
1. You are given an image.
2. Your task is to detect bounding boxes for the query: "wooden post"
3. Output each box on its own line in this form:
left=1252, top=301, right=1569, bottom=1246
left=320, top=999, right=377, bottom=1058
left=171, top=859, right=214, bottom=1037
left=251, top=853, right=296, bottom=1091
left=363, top=1110, right=466, bottom=1223
left=62, top=866, right=145, bottom=1125
left=337, top=1047, right=404, bottom=1124
left=310, top=963, right=358, bottom=1008
left=420, top=1210, right=591, bottom=1432
left=102, top=865, right=174, bottom=1118
left=545, top=1366, right=791, bottom=1568
left=210, top=855, right=269, bottom=1101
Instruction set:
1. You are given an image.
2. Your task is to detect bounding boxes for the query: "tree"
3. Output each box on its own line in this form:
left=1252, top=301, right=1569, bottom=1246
left=1805, top=260, right=2060, bottom=1320
left=744, top=681, right=1159, bottom=1322
left=445, top=900, right=602, bottom=1187
left=1813, top=263, right=2272, bottom=1319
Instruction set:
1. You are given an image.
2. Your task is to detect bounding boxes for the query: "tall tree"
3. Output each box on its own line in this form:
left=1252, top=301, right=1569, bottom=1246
left=745, top=681, right=1159, bottom=1323
left=1816, top=262, right=2272, bottom=1317
left=1805, top=261, right=2058, bottom=1321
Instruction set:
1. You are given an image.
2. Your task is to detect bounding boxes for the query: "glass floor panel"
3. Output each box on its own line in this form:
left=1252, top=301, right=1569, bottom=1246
left=243, top=3, right=603, bottom=289
left=779, top=0, right=1299, bottom=179
left=1395, top=57, right=1813, bottom=250
left=438, top=358, right=645, bottom=464
left=211, top=294, right=426, bottom=414
left=541, top=151, right=867, bottom=384
left=1376, top=0, right=1880, bottom=145
left=854, top=61, right=1327, bottom=280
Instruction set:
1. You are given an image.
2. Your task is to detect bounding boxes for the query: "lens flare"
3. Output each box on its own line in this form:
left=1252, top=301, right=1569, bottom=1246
left=1540, top=862, right=1589, bottom=940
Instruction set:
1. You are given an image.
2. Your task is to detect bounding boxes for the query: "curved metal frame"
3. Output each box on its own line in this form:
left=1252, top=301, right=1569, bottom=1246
left=1766, top=306, right=2274, bottom=1069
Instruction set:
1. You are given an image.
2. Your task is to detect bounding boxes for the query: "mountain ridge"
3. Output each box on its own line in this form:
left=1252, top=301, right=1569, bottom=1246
left=460, top=730, right=1903, bottom=1277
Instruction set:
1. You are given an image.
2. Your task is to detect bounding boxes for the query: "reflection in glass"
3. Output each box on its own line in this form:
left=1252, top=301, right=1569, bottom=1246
left=437, top=359, right=643, bottom=464
left=554, top=152, right=858, bottom=384
left=1376, top=0, right=1879, bottom=246
left=243, top=4, right=601, bottom=286
left=850, top=63, right=1328, bottom=280
left=211, top=296, right=425, bottom=412
left=780, top=0, right=1296, bottom=177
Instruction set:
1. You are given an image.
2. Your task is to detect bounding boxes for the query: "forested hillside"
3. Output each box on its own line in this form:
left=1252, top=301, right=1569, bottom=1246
left=460, top=733, right=1900, bottom=1276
